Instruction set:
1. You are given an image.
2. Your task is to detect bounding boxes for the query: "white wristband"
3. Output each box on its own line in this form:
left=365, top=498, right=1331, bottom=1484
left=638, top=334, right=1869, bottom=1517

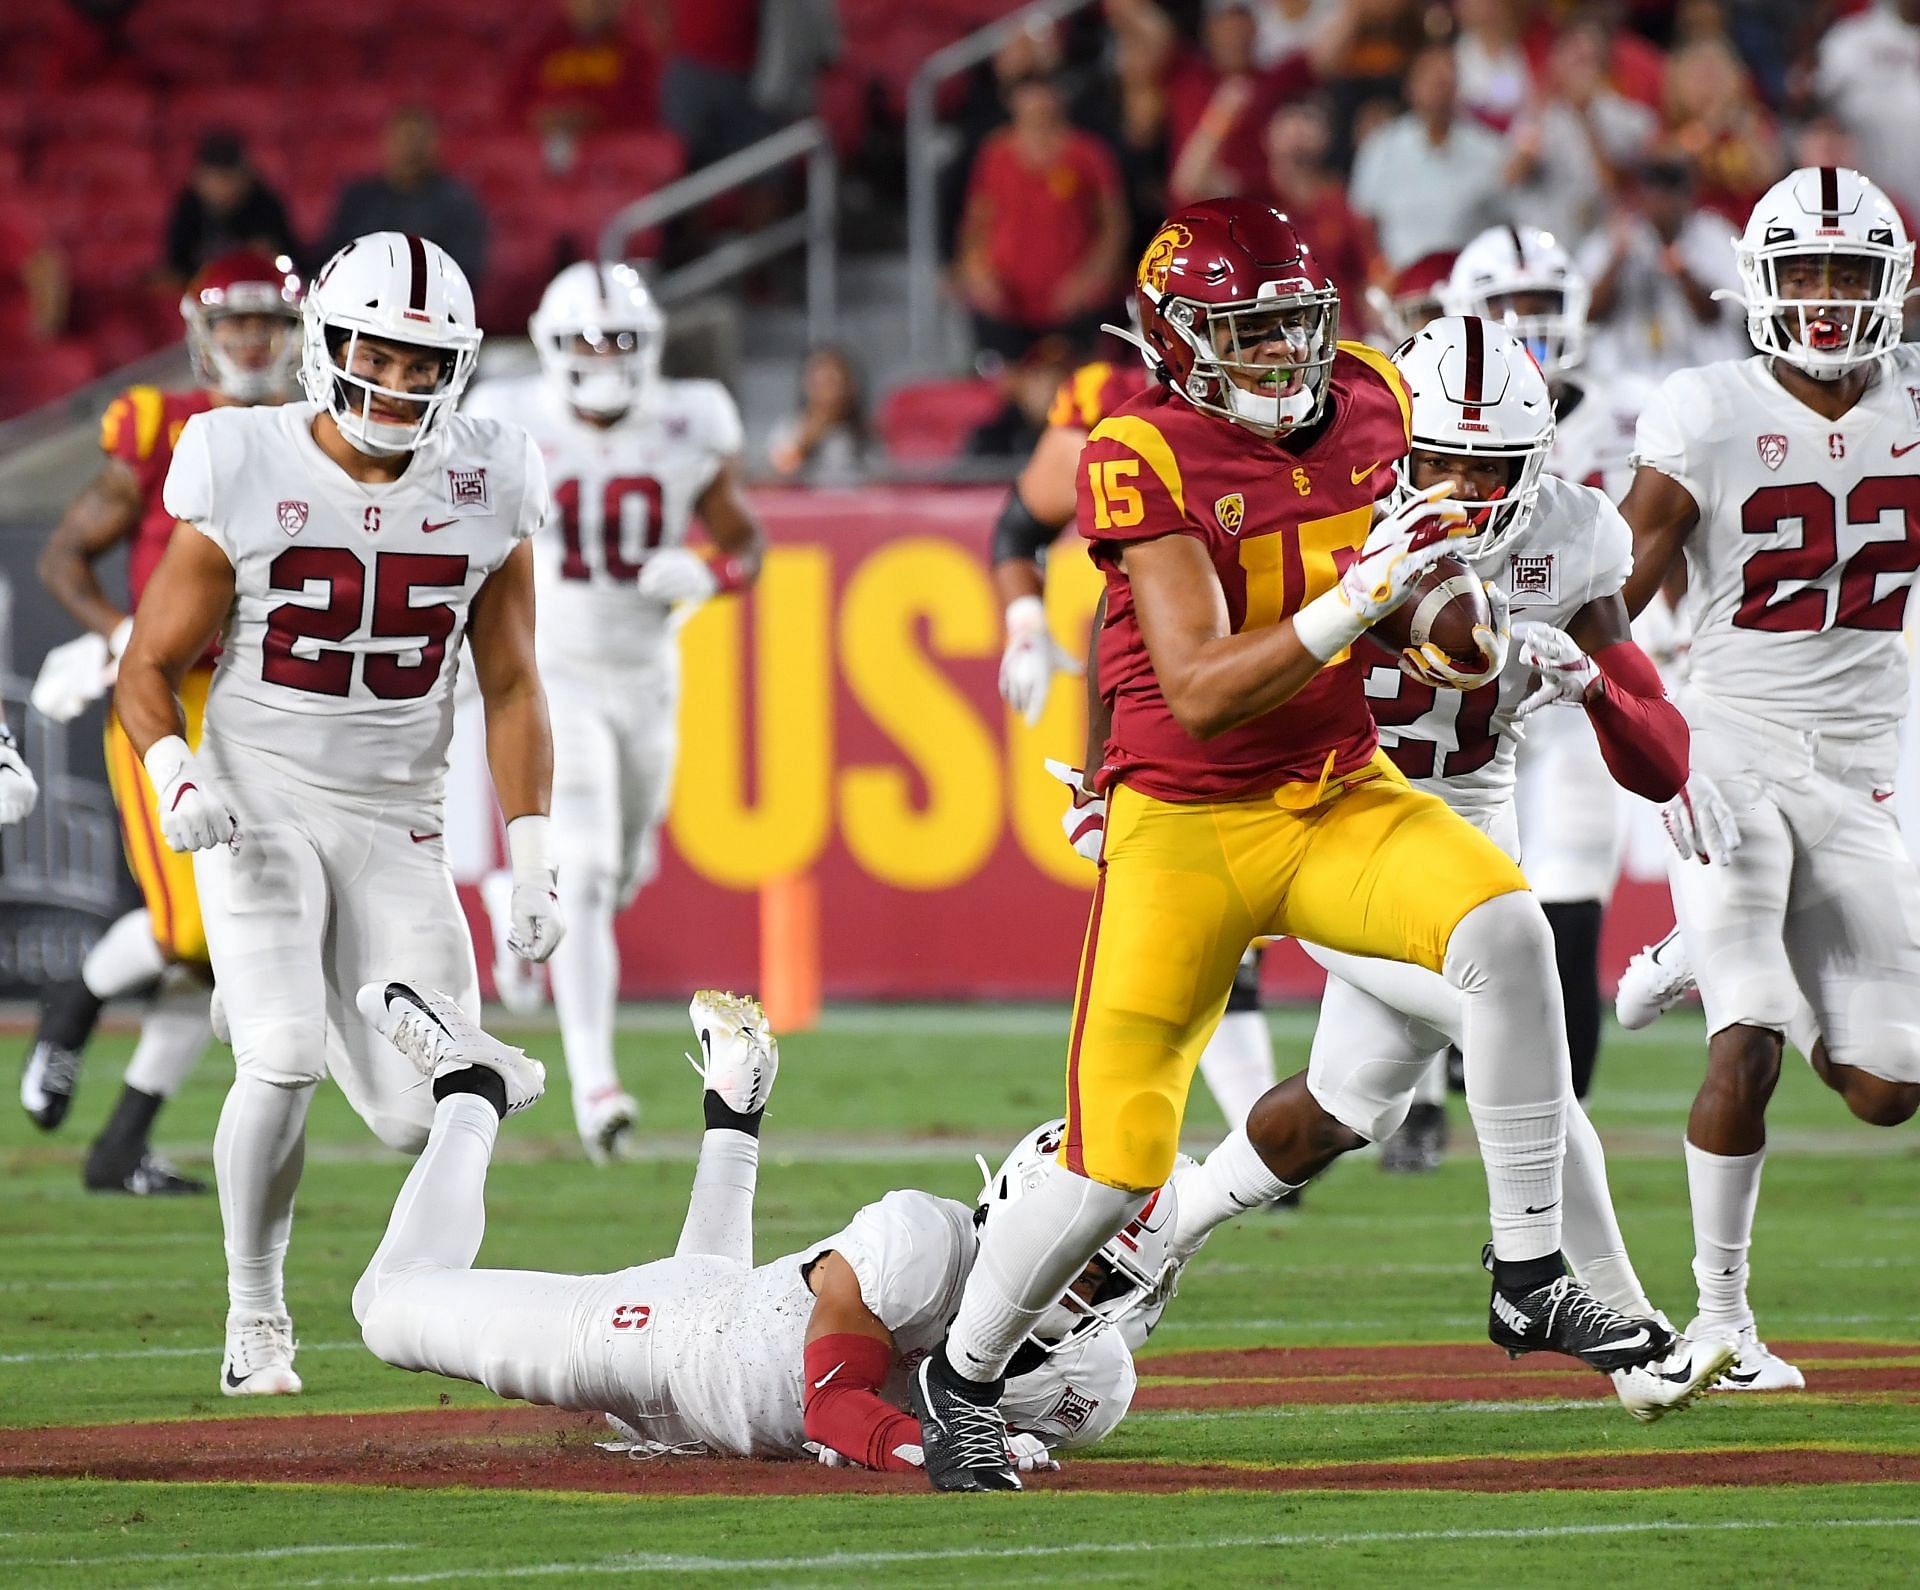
left=1291, top=589, right=1365, bottom=663
left=143, top=734, right=191, bottom=787
left=505, top=814, right=554, bottom=882
left=108, top=615, right=135, bottom=659
left=1004, top=594, right=1048, bottom=641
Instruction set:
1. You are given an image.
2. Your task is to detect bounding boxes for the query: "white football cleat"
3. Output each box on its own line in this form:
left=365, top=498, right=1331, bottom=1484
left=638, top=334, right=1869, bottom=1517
left=579, top=1088, right=641, bottom=1165
left=1615, top=927, right=1696, bottom=1030
left=356, top=980, right=546, bottom=1115
left=480, top=869, right=548, bottom=1016
left=1685, top=1317, right=1807, bottom=1391
left=686, top=990, right=779, bottom=1115
left=222, top=1310, right=302, bottom=1397
left=1610, top=1312, right=1736, bottom=1423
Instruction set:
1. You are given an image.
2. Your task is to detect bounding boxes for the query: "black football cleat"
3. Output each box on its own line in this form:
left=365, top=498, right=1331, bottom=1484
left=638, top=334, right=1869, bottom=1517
left=1380, top=1100, right=1446, bottom=1173
left=1488, top=1263, right=1672, bottom=1373
left=911, top=1352, right=1021, bottom=1492
left=85, top=1150, right=208, bottom=1196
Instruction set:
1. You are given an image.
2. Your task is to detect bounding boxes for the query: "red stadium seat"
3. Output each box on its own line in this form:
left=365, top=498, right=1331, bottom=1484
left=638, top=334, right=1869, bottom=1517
left=32, top=83, right=158, bottom=145
left=572, top=131, right=685, bottom=198
left=0, top=339, right=101, bottom=418
left=34, top=142, right=160, bottom=197
left=877, top=377, right=1005, bottom=463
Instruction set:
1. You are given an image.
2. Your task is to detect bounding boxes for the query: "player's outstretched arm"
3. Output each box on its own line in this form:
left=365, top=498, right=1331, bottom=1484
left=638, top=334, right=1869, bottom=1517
left=1618, top=464, right=1700, bottom=619
left=995, top=426, right=1088, bottom=724
left=38, top=458, right=143, bottom=642
left=694, top=458, right=767, bottom=588
left=801, top=1251, right=924, bottom=1472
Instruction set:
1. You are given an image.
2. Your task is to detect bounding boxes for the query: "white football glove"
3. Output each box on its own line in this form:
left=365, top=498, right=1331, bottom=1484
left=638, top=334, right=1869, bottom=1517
left=142, top=735, right=238, bottom=853
left=1007, top=1431, right=1060, bottom=1473
left=1403, top=580, right=1511, bottom=689
left=0, top=727, right=38, bottom=825
left=1513, top=618, right=1601, bottom=717
left=636, top=548, right=720, bottom=606
left=1294, top=484, right=1467, bottom=660
left=1661, top=770, right=1741, bottom=866
left=1044, top=758, right=1106, bottom=862
left=30, top=631, right=115, bottom=723
left=503, top=815, right=565, bottom=963
left=999, top=595, right=1083, bottom=726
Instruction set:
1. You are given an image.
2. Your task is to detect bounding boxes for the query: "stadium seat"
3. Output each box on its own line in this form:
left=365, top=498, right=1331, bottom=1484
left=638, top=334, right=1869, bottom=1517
left=877, top=377, right=1005, bottom=463
left=572, top=131, right=685, bottom=198
left=34, top=143, right=160, bottom=198
left=32, top=84, right=158, bottom=145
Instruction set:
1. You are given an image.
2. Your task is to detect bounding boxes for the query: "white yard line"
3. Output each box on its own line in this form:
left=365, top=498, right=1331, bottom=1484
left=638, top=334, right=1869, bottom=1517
left=0, top=1543, right=413, bottom=1571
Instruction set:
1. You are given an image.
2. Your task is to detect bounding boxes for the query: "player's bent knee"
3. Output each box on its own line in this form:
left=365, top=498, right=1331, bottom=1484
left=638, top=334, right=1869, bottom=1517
left=365, top=1112, right=431, bottom=1156
left=1844, top=1081, right=1920, bottom=1127
left=1074, top=1090, right=1182, bottom=1192
left=1444, top=889, right=1554, bottom=993
left=236, top=1047, right=327, bottom=1090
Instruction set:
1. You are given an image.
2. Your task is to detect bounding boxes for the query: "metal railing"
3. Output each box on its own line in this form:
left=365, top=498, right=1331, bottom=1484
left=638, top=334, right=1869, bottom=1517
left=904, top=0, right=1102, bottom=366
left=600, top=118, right=838, bottom=348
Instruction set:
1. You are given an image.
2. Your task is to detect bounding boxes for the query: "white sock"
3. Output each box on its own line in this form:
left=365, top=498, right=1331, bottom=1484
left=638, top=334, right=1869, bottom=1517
left=1561, top=1097, right=1653, bottom=1315
left=549, top=869, right=621, bottom=1127
left=1448, top=893, right=1570, bottom=1262
left=215, top=1076, right=312, bottom=1318
left=1412, top=1052, right=1448, bottom=1107
left=1168, top=1125, right=1295, bottom=1261
left=1686, top=1139, right=1765, bottom=1328
left=1195, top=1010, right=1277, bottom=1128
left=82, top=909, right=166, bottom=1000
left=354, top=1092, right=498, bottom=1323
left=675, top=1130, right=760, bottom=1265
left=945, top=1165, right=1145, bottom=1382
left=123, top=971, right=212, bottom=1098
left=1785, top=999, right=1822, bottom=1064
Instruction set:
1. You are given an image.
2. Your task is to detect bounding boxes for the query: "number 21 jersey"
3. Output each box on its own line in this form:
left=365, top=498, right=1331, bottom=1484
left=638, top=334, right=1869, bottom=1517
left=463, top=375, right=743, bottom=672
left=163, top=401, right=545, bottom=794
left=1632, top=348, right=1920, bottom=738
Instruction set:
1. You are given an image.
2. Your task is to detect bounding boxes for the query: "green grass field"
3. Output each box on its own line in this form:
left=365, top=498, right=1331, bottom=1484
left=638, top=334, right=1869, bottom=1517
left=3, top=1005, right=1918, bottom=1586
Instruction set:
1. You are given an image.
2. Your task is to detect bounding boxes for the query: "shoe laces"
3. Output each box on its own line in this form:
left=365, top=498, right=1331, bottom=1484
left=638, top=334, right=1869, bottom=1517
left=942, top=1400, right=1013, bottom=1470
left=1544, top=1277, right=1642, bottom=1338
left=230, top=1315, right=294, bottom=1371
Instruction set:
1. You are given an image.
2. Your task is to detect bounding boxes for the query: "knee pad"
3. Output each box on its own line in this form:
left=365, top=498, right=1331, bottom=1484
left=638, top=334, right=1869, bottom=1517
left=235, top=1041, right=327, bottom=1091
left=1444, top=890, right=1556, bottom=995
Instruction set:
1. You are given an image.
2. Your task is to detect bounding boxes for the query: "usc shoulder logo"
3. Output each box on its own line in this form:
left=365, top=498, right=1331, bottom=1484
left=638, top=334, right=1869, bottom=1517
left=1138, top=223, right=1191, bottom=295
left=1214, top=492, right=1244, bottom=533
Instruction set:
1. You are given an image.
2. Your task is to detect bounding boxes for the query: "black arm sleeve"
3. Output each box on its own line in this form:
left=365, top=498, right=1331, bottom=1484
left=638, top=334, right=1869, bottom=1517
left=991, top=487, right=1064, bottom=566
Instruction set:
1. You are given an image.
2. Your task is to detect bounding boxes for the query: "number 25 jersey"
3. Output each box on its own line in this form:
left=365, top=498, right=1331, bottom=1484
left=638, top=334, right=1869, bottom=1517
left=1632, top=347, right=1920, bottom=739
left=163, top=401, right=545, bottom=795
left=463, top=375, right=743, bottom=672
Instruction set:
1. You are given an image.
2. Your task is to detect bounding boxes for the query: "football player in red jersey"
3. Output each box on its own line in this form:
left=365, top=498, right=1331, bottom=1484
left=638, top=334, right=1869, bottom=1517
left=22, top=250, right=302, bottom=1195
left=912, top=200, right=1679, bottom=1491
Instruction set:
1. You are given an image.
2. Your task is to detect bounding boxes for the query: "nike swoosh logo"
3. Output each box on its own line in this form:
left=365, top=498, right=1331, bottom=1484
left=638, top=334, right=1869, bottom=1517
left=812, top=1362, right=844, bottom=1391
left=699, top=1029, right=713, bottom=1068
left=171, top=783, right=197, bottom=810
left=1523, top=1201, right=1559, bottom=1215
left=1893, top=440, right=1920, bottom=458
left=1351, top=459, right=1384, bottom=484
left=1227, top=1193, right=1258, bottom=1211
left=223, top=1364, right=248, bottom=1390
left=1723, top=1365, right=1762, bottom=1385
left=1597, top=1329, right=1651, bottom=1352
left=1873, top=789, right=1895, bottom=803
left=421, top=518, right=457, bottom=533
left=1655, top=1364, right=1700, bottom=1385
left=408, top=830, right=441, bottom=843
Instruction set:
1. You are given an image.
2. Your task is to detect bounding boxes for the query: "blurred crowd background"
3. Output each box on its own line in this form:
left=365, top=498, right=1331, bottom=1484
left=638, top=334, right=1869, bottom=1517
left=2, top=0, right=1917, bottom=468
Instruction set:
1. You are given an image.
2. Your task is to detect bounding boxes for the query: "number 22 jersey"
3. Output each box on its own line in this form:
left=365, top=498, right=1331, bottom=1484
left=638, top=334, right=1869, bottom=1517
left=163, top=401, right=546, bottom=795
left=462, top=375, right=743, bottom=673
left=1632, top=347, right=1920, bottom=740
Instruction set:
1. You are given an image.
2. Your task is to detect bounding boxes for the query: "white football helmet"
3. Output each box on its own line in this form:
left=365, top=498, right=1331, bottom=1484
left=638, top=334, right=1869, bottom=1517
left=1734, top=165, right=1914, bottom=380
left=1446, top=224, right=1590, bottom=381
left=975, top=1119, right=1179, bottom=1355
left=530, top=260, right=665, bottom=419
left=300, top=231, right=481, bottom=455
left=1391, top=315, right=1555, bottom=560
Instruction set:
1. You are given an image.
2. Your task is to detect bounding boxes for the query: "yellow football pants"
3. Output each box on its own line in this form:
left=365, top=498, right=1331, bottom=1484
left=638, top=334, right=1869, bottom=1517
left=1061, top=752, right=1527, bottom=1190
left=103, top=663, right=212, bottom=966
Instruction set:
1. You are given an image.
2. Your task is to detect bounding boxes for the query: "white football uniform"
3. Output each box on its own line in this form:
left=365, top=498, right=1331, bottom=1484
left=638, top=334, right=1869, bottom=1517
left=1309, top=473, right=1633, bottom=1139
left=1512, top=375, right=1659, bottom=903
left=1633, top=350, right=1920, bottom=1080
left=163, top=401, right=543, bottom=1147
left=462, top=374, right=742, bottom=900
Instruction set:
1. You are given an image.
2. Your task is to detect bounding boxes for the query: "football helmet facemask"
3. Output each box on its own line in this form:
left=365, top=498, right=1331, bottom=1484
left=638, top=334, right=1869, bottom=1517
left=181, top=249, right=304, bottom=404
left=531, top=260, right=665, bottom=420
left=1446, top=224, right=1590, bottom=381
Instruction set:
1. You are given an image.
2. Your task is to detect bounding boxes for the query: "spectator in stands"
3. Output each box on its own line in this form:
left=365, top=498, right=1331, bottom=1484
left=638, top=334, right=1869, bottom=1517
left=768, top=346, right=869, bottom=486
left=657, top=0, right=773, bottom=167
left=323, top=109, right=489, bottom=289
left=957, top=73, right=1127, bottom=363
left=965, top=336, right=1077, bottom=459
left=1659, top=35, right=1782, bottom=222
left=1453, top=0, right=1531, bottom=133
left=162, top=131, right=298, bottom=288
left=1302, top=0, right=1425, bottom=169
left=1539, top=14, right=1657, bottom=181
left=1348, top=42, right=1509, bottom=271
left=1165, top=0, right=1313, bottom=206
left=0, top=209, right=70, bottom=350
left=1577, top=155, right=1747, bottom=380
left=1245, top=0, right=1342, bottom=68
left=514, top=0, right=660, bottom=150
left=1814, top=0, right=1920, bottom=220
left=1255, top=98, right=1378, bottom=313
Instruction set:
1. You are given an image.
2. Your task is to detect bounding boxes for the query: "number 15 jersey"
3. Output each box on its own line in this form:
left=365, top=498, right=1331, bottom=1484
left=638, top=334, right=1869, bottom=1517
left=1632, top=348, right=1920, bottom=739
left=163, top=401, right=544, bottom=795
left=463, top=375, right=743, bottom=673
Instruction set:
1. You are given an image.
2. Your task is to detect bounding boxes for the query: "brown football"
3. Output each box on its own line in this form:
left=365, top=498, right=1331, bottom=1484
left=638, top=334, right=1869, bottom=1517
left=1368, top=554, right=1493, bottom=670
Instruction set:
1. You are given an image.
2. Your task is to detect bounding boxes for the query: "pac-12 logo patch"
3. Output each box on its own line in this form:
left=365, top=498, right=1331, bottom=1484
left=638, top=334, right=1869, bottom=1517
left=1508, top=553, right=1556, bottom=601
left=1757, top=433, right=1789, bottom=471
left=277, top=500, right=309, bottom=536
left=1214, top=492, right=1245, bottom=534
left=1047, top=1387, right=1100, bottom=1434
left=447, top=467, right=490, bottom=509
left=1138, top=222, right=1191, bottom=295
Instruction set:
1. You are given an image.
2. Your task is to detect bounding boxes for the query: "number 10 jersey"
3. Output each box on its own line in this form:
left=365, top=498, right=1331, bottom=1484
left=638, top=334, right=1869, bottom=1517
left=163, top=401, right=545, bottom=796
left=1632, top=348, right=1920, bottom=739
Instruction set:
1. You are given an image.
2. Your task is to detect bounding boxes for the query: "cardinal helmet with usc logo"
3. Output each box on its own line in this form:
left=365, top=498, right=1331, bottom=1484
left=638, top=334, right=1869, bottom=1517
left=1131, top=199, right=1340, bottom=437
left=181, top=249, right=304, bottom=403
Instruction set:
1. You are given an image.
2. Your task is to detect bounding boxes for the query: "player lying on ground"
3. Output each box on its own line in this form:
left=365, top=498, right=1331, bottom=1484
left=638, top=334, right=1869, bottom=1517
left=353, top=988, right=1154, bottom=1470
left=1609, top=166, right=1920, bottom=1391
left=21, top=251, right=303, bottom=1196
left=112, top=232, right=564, bottom=1398
left=912, top=199, right=1682, bottom=1493
left=464, top=261, right=764, bottom=1164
